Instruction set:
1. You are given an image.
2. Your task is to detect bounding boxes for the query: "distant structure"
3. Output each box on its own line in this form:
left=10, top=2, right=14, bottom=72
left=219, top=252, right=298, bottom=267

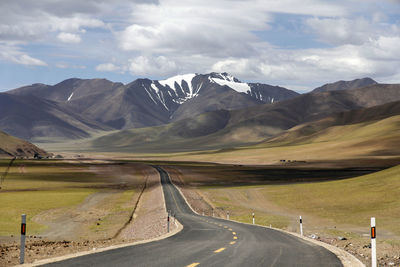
left=33, top=153, right=43, bottom=159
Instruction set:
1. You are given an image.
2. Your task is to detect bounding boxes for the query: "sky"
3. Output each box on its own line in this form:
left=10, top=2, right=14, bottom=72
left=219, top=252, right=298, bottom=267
left=0, top=0, right=399, bottom=93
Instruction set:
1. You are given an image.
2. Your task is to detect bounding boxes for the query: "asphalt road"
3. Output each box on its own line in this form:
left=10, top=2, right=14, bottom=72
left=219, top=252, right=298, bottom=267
left=44, top=166, right=343, bottom=267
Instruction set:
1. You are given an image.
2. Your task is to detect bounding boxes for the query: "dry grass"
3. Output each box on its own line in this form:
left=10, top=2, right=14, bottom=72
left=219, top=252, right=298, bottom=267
left=0, top=160, right=147, bottom=238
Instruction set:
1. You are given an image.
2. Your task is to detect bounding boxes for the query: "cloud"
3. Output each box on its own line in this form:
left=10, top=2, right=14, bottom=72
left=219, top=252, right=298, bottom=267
left=0, top=44, right=47, bottom=66
left=57, top=32, right=81, bottom=43
left=128, top=55, right=178, bottom=76
left=306, top=17, right=372, bottom=45
left=118, top=1, right=269, bottom=58
left=210, top=35, right=400, bottom=88
left=56, top=62, right=86, bottom=69
left=96, top=63, right=122, bottom=72
left=1, top=0, right=400, bottom=90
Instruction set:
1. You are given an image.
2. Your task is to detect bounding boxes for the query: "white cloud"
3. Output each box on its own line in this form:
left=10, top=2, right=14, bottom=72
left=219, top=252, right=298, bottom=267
left=306, top=17, right=372, bottom=45
left=1, top=0, right=400, bottom=90
left=56, top=63, right=86, bottom=69
left=57, top=32, right=81, bottom=43
left=0, top=44, right=47, bottom=66
left=96, top=63, right=122, bottom=72
left=128, top=55, right=178, bottom=76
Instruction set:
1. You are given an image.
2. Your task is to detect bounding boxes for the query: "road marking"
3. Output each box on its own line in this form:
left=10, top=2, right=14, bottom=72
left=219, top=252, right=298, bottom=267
left=230, top=241, right=236, bottom=245
left=224, top=226, right=228, bottom=228
left=232, top=232, right=236, bottom=235
left=186, top=263, right=200, bottom=267
left=233, top=236, right=238, bottom=240
left=229, top=228, right=232, bottom=231
left=219, top=224, right=222, bottom=226
left=214, top=247, right=225, bottom=253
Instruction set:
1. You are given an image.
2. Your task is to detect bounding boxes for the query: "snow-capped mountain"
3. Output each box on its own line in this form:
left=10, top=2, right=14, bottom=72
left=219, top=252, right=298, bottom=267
left=131, top=72, right=298, bottom=114
left=6, top=73, right=299, bottom=138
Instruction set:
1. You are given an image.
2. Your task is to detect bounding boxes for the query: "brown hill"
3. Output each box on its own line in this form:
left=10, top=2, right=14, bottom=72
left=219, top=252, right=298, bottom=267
left=312, top=77, right=377, bottom=92
left=0, top=93, right=111, bottom=142
left=90, top=83, right=400, bottom=153
left=0, top=130, right=49, bottom=158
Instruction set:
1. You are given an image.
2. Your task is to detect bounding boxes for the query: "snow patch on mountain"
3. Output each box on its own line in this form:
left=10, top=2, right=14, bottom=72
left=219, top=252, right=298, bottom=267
left=67, top=92, right=74, bottom=101
left=159, top=74, right=196, bottom=95
left=211, top=78, right=251, bottom=93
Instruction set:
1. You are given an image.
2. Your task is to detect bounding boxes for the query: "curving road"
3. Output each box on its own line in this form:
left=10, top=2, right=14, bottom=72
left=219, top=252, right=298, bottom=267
left=44, top=166, right=342, bottom=267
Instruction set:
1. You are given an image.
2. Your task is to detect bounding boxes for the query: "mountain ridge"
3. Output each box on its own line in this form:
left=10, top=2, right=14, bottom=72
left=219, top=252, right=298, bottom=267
left=6, top=72, right=299, bottom=134
left=312, top=77, right=377, bottom=92
left=89, top=84, right=400, bottom=153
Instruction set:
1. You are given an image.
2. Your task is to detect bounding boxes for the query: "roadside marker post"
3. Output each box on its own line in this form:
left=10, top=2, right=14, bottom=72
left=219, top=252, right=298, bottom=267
left=371, top=217, right=377, bottom=267
left=252, top=213, right=255, bottom=225
left=20, top=214, right=26, bottom=264
left=227, top=211, right=230, bottom=220
left=299, top=216, right=303, bottom=236
left=202, top=210, right=204, bottom=216
left=167, top=212, right=170, bottom=233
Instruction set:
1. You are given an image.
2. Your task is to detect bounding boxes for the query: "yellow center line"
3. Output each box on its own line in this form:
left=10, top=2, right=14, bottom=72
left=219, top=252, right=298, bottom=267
left=224, top=226, right=228, bottom=228
left=229, top=228, right=232, bottom=231
left=232, top=232, right=236, bottom=235
left=230, top=241, right=236, bottom=245
left=233, top=236, right=238, bottom=240
left=219, top=224, right=222, bottom=226
left=186, top=263, right=200, bottom=267
left=214, top=247, right=226, bottom=253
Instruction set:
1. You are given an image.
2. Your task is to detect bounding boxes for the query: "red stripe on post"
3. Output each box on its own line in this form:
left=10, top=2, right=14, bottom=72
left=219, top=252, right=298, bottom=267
left=371, top=227, right=376, bottom=239
left=21, top=223, right=26, bottom=235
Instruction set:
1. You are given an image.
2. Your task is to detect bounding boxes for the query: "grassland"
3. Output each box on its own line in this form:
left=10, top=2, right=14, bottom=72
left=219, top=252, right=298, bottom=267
left=175, top=163, right=400, bottom=234
left=0, top=188, right=96, bottom=235
left=0, top=160, right=146, bottom=238
left=258, top=165, right=400, bottom=235
left=169, top=163, right=400, bottom=264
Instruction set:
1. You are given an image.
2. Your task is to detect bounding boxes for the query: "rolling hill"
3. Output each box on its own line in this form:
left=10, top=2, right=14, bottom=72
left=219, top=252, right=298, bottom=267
left=0, top=93, right=111, bottom=142
left=0, top=130, right=49, bottom=158
left=312, top=77, right=377, bottom=92
left=89, top=84, right=400, bottom=153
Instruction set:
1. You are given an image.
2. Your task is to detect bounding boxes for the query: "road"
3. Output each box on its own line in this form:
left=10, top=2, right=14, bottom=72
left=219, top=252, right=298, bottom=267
left=44, top=166, right=343, bottom=267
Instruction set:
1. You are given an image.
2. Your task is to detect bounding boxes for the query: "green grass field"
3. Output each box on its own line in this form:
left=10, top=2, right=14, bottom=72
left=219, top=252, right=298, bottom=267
left=0, top=160, right=146, bottom=237
left=175, top=164, right=400, bottom=241
left=259, top=164, right=400, bottom=235
left=0, top=188, right=96, bottom=235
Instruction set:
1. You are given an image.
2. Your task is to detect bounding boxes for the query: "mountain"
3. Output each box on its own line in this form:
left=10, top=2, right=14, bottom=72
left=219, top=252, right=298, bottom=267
left=8, top=73, right=299, bottom=130
left=0, top=93, right=111, bottom=142
left=312, top=77, right=377, bottom=92
left=266, top=100, right=400, bottom=146
left=89, top=83, right=400, bottom=153
left=0, top=130, right=49, bottom=158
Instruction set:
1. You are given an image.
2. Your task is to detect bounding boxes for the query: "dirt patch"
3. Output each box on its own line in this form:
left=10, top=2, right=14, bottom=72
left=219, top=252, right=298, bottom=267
left=118, top=165, right=179, bottom=241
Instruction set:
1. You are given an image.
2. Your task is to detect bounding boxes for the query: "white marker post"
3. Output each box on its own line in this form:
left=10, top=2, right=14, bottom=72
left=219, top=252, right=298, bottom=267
left=371, top=217, right=376, bottom=267
left=299, top=216, right=303, bottom=236
left=20, top=214, right=26, bottom=264
left=252, top=212, right=255, bottom=225
left=227, top=211, right=230, bottom=220
left=202, top=210, right=204, bottom=216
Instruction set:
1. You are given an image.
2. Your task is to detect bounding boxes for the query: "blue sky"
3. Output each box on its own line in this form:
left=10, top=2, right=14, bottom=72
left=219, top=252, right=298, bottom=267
left=1, top=0, right=399, bottom=93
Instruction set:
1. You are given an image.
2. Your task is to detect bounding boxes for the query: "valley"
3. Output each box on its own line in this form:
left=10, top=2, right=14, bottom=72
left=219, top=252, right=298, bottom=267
left=1, top=73, right=399, bottom=266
